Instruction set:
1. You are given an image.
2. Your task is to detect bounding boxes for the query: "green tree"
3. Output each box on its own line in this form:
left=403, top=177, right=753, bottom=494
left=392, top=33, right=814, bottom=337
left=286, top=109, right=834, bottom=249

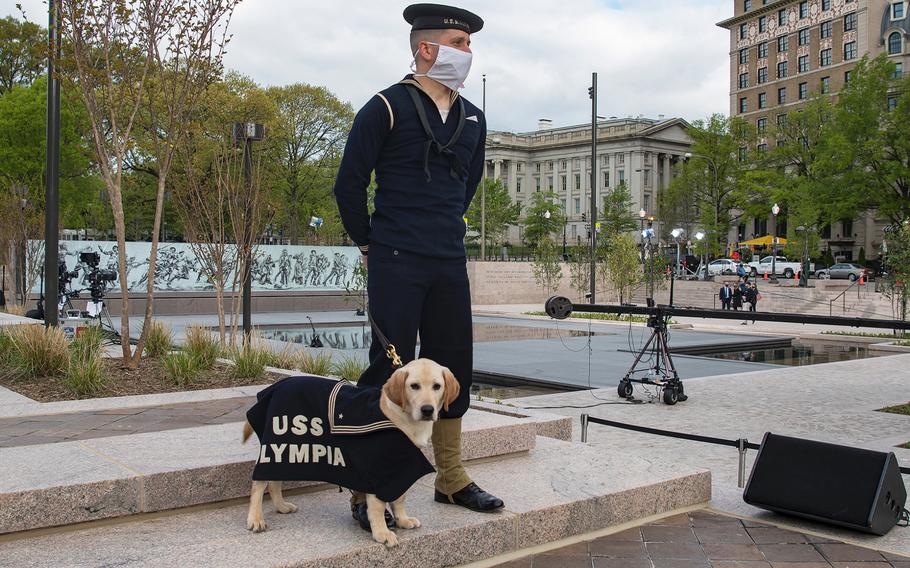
left=265, top=84, right=353, bottom=245
left=666, top=114, right=756, bottom=256
left=465, top=178, right=520, bottom=251
left=0, top=16, right=45, bottom=94
left=828, top=55, right=910, bottom=225
left=531, top=237, right=563, bottom=296
left=521, top=191, right=564, bottom=245
left=882, top=223, right=910, bottom=321
left=599, top=181, right=637, bottom=240
left=606, top=233, right=642, bottom=304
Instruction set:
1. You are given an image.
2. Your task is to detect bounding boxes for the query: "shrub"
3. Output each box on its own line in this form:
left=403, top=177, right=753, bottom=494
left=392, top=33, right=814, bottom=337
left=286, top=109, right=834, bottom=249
left=63, top=352, right=106, bottom=396
left=230, top=343, right=270, bottom=379
left=184, top=325, right=220, bottom=370
left=1, top=303, right=28, bottom=316
left=267, top=344, right=299, bottom=371
left=6, top=324, right=69, bottom=379
left=331, top=356, right=367, bottom=382
left=297, top=350, right=334, bottom=376
left=164, top=351, right=201, bottom=386
left=143, top=320, right=173, bottom=358
left=0, top=331, right=12, bottom=371
left=69, top=326, right=105, bottom=363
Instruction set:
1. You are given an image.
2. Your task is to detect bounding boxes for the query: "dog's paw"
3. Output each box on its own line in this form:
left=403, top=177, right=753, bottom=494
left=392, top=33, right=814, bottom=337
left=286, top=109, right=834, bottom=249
left=372, top=528, right=399, bottom=548
left=275, top=501, right=298, bottom=514
left=396, top=516, right=420, bottom=529
left=247, top=515, right=267, bottom=533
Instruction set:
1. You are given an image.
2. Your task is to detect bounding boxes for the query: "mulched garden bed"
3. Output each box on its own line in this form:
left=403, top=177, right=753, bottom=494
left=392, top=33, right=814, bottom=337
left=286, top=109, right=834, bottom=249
left=0, top=358, right=284, bottom=403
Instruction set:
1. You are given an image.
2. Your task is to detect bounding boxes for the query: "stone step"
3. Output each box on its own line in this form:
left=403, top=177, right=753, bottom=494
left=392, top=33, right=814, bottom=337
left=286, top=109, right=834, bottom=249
left=0, top=436, right=711, bottom=568
left=0, top=404, right=569, bottom=534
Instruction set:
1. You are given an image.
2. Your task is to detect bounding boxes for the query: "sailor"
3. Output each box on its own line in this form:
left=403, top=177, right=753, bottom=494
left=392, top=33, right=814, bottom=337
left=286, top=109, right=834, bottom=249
left=333, top=2, right=504, bottom=528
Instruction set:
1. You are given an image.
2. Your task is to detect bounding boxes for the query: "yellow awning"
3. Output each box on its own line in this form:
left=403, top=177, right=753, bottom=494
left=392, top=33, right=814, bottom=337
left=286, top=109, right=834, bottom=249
left=739, top=235, right=787, bottom=247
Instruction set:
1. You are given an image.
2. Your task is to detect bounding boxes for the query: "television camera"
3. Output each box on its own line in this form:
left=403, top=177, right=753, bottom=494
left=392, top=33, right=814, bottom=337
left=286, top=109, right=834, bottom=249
left=79, top=252, right=117, bottom=302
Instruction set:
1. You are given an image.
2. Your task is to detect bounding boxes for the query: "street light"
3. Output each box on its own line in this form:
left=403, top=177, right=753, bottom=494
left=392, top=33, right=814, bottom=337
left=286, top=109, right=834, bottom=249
left=770, top=202, right=780, bottom=283
left=233, top=121, right=264, bottom=343
left=795, top=225, right=809, bottom=287
left=694, top=231, right=706, bottom=280
left=671, top=228, right=684, bottom=277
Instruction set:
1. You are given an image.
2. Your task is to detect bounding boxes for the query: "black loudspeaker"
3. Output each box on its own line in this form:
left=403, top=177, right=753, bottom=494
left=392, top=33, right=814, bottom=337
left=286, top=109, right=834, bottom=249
left=744, top=433, right=907, bottom=535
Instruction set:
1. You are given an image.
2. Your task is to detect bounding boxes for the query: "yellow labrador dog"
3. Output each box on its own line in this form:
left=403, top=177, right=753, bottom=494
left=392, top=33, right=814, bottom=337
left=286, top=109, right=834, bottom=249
left=242, top=358, right=459, bottom=547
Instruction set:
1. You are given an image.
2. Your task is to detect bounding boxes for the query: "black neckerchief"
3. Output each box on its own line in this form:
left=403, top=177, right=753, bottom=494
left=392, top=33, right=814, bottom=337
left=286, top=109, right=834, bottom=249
left=402, top=83, right=466, bottom=183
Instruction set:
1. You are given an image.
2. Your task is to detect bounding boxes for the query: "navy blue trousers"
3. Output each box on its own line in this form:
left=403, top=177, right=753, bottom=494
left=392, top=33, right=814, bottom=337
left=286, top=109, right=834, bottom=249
left=358, top=243, right=472, bottom=418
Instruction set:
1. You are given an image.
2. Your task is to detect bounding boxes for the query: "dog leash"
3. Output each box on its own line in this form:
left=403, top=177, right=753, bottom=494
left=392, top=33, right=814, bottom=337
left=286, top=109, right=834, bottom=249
left=366, top=305, right=403, bottom=368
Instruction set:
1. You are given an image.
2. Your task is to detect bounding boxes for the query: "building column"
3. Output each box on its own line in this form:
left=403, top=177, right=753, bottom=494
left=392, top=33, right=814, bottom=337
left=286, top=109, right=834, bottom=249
left=662, top=154, right=672, bottom=190
left=507, top=160, right=517, bottom=194
left=493, top=159, right=502, bottom=180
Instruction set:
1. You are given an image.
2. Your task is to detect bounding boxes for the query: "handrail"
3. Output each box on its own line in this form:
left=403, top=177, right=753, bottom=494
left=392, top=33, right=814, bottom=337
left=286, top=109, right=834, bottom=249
left=829, top=278, right=865, bottom=317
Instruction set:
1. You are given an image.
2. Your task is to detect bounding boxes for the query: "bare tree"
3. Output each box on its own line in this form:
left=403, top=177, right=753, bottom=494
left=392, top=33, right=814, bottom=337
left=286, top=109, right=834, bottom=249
left=131, top=0, right=240, bottom=365
left=59, top=0, right=239, bottom=365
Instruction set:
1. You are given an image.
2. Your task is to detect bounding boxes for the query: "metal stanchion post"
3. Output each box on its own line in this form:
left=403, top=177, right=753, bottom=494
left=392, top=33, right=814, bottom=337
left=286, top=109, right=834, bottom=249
left=737, top=438, right=749, bottom=488
left=580, top=414, right=589, bottom=443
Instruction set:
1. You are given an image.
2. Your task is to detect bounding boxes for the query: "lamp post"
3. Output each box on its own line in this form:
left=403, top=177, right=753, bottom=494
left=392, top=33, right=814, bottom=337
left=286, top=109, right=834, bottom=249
left=770, top=202, right=780, bottom=283
left=671, top=228, right=684, bottom=278
left=233, top=122, right=264, bottom=343
left=795, top=225, right=809, bottom=287
left=562, top=215, right=568, bottom=261
left=694, top=231, right=706, bottom=280
left=44, top=0, right=62, bottom=328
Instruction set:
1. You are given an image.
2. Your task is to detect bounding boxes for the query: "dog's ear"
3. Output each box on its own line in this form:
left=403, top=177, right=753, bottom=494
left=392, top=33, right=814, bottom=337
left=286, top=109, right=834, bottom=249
left=383, top=368, right=409, bottom=408
left=442, top=367, right=460, bottom=412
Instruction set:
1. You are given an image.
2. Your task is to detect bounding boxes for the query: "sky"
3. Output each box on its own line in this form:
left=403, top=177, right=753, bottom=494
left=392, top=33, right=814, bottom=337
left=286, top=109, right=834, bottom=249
left=6, top=0, right=734, bottom=133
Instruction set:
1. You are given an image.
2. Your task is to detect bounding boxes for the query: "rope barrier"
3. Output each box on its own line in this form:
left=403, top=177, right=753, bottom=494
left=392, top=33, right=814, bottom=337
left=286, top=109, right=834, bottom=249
left=580, top=415, right=910, bottom=479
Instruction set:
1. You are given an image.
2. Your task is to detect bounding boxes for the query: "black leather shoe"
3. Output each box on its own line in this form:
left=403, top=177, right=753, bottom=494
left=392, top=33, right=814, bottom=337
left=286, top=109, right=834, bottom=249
left=351, top=502, right=395, bottom=532
left=435, top=482, right=504, bottom=512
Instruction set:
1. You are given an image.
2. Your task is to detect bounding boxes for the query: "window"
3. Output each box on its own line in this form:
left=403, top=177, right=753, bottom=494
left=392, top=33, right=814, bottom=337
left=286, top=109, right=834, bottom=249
left=778, top=139, right=786, bottom=148
left=757, top=117, right=767, bottom=133
left=560, top=199, right=566, bottom=211
left=778, top=87, right=787, bottom=104
left=618, top=154, right=624, bottom=165
left=757, top=143, right=768, bottom=153
left=777, top=114, right=788, bottom=127
left=604, top=171, right=610, bottom=187
left=548, top=162, right=553, bottom=171
left=799, top=1, right=808, bottom=18
left=560, top=159, right=567, bottom=169
left=778, top=36, right=789, bottom=53
left=561, top=175, right=567, bottom=191
left=739, top=48, right=749, bottom=64
left=740, top=97, right=748, bottom=113
left=739, top=72, right=749, bottom=88
left=895, top=62, right=904, bottom=79
left=643, top=170, right=651, bottom=187
left=535, top=162, right=541, bottom=173
left=758, top=92, right=767, bottom=108
left=738, top=147, right=748, bottom=161
left=822, top=0, right=831, bottom=9
left=744, top=0, right=752, bottom=11
left=574, top=173, right=581, bottom=189
left=799, top=82, right=808, bottom=99
left=799, top=54, right=809, bottom=72
left=516, top=163, right=523, bottom=173
left=888, top=96, right=898, bottom=111
left=820, top=48, right=832, bottom=67
left=535, top=178, right=541, bottom=192
left=618, top=170, right=625, bottom=183
left=821, top=20, right=832, bottom=39
left=516, top=178, right=522, bottom=193
left=842, top=219, right=853, bottom=237
left=799, top=28, right=810, bottom=46
left=889, top=32, right=902, bottom=55
left=844, top=12, right=856, bottom=31
left=779, top=8, right=788, bottom=26
left=821, top=76, right=831, bottom=93
left=574, top=198, right=580, bottom=214
left=601, top=154, right=609, bottom=166
left=845, top=70, right=853, bottom=82
left=893, top=2, right=905, bottom=19
left=844, top=41, right=856, bottom=60
left=759, top=16, right=767, bottom=33
left=778, top=60, right=789, bottom=78
left=758, top=66, right=768, bottom=83
left=759, top=41, right=768, bottom=58
left=740, top=23, right=748, bottom=40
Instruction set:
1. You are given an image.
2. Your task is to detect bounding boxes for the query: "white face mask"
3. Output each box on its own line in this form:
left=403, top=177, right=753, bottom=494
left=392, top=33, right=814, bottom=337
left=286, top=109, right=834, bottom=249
left=413, top=42, right=473, bottom=91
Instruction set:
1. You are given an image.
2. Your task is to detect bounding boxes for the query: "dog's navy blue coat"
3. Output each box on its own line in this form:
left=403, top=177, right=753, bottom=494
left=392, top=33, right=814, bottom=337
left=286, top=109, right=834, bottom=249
left=247, top=376, right=435, bottom=503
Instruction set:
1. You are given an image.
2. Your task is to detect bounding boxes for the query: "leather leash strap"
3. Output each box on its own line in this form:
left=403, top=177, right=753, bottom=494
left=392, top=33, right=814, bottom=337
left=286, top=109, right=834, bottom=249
left=366, top=305, right=403, bottom=368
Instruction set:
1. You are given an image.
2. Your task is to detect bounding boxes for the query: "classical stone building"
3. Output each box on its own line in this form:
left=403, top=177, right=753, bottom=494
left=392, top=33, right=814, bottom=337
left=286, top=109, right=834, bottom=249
left=717, top=0, right=910, bottom=261
left=484, top=118, right=693, bottom=246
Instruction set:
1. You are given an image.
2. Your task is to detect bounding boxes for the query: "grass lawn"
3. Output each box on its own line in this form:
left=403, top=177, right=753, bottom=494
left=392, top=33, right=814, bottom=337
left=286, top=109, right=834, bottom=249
left=878, top=402, right=910, bottom=416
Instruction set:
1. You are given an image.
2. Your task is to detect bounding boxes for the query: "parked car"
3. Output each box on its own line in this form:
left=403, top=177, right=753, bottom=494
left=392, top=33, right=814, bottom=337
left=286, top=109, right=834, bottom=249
left=747, top=256, right=815, bottom=279
left=701, top=258, right=739, bottom=276
left=814, top=263, right=874, bottom=281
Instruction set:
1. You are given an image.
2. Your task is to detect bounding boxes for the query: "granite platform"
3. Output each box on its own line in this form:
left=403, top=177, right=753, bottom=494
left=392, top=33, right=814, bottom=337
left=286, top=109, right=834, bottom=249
left=0, top=405, right=570, bottom=534
left=0, top=436, right=712, bottom=568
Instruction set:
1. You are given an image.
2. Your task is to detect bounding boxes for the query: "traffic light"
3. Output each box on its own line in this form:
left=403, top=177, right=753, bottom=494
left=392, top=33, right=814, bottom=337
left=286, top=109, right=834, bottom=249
left=588, top=86, right=595, bottom=100
left=581, top=212, right=586, bottom=222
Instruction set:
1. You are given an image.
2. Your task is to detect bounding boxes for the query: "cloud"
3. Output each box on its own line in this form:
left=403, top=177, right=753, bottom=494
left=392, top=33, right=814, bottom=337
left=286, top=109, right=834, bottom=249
left=8, top=0, right=732, bottom=132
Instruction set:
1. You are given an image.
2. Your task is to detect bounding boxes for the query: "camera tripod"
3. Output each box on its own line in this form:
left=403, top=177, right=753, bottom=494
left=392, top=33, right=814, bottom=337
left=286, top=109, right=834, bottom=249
left=615, top=303, right=687, bottom=405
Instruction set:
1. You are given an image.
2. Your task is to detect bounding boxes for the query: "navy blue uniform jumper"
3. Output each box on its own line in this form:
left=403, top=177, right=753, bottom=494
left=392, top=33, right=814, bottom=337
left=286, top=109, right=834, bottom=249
left=333, top=76, right=486, bottom=418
